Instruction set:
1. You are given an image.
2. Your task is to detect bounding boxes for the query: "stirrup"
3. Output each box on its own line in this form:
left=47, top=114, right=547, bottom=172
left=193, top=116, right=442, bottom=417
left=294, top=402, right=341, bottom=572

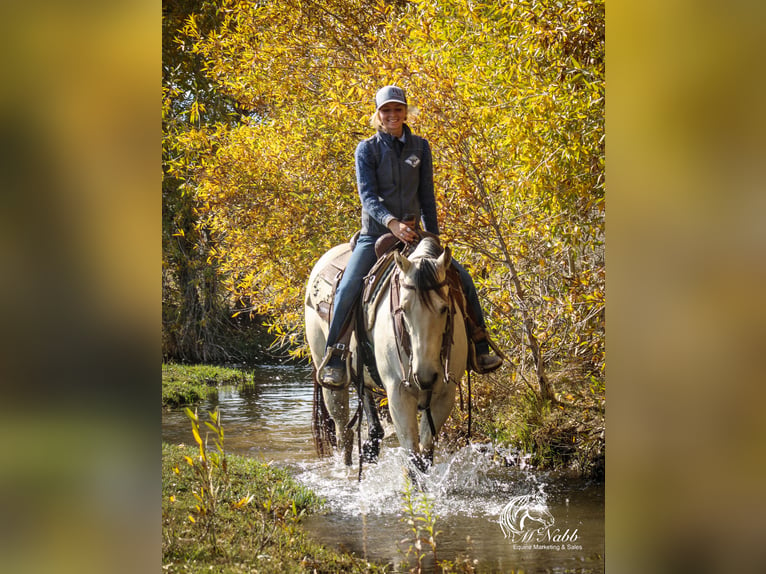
left=317, top=344, right=351, bottom=389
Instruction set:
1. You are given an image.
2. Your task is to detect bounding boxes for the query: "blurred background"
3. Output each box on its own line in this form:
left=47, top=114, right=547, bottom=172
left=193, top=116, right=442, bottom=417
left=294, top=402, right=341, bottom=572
left=0, top=2, right=158, bottom=573
left=0, top=1, right=764, bottom=572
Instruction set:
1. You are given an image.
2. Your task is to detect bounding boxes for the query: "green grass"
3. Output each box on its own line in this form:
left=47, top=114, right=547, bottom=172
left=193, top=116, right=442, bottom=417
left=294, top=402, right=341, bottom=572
left=162, top=442, right=387, bottom=573
left=162, top=363, right=251, bottom=408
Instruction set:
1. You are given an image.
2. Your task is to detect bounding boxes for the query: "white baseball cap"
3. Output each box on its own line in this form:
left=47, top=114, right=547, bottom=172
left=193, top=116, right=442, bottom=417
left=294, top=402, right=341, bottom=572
left=375, top=85, right=407, bottom=110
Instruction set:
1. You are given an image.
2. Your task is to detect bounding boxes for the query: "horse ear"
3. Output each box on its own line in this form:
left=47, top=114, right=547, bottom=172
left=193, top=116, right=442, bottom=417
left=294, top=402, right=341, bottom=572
left=394, top=251, right=412, bottom=273
left=437, top=245, right=452, bottom=270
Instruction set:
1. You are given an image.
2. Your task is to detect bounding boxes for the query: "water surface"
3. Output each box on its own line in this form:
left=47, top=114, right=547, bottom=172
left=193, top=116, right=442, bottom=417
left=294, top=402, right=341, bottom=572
left=162, top=364, right=604, bottom=572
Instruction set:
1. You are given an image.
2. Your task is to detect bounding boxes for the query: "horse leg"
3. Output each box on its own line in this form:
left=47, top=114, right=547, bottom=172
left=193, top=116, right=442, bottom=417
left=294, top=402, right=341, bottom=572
left=361, top=386, right=384, bottom=463
left=386, top=388, right=430, bottom=477
left=419, top=384, right=457, bottom=467
left=322, top=386, right=354, bottom=466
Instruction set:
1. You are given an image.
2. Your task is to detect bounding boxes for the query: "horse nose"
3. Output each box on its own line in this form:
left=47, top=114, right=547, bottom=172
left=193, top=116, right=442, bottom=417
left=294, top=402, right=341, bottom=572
left=415, top=370, right=439, bottom=390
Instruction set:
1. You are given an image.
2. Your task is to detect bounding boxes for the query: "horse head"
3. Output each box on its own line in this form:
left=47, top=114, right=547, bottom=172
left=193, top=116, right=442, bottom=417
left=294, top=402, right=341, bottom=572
left=393, top=238, right=452, bottom=391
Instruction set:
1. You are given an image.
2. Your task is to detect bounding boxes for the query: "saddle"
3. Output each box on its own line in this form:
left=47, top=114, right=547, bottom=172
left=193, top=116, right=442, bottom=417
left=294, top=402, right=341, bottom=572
left=308, top=231, right=432, bottom=324
left=306, top=232, right=497, bottom=383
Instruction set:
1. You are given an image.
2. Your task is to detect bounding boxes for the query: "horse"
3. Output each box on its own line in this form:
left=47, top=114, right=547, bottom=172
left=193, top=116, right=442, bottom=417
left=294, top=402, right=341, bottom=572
left=305, top=236, right=468, bottom=474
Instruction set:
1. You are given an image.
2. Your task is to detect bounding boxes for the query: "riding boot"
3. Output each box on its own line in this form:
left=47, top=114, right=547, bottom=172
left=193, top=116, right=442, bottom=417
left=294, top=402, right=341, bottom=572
left=318, top=344, right=350, bottom=388
left=468, top=321, right=504, bottom=374
left=450, top=259, right=504, bottom=373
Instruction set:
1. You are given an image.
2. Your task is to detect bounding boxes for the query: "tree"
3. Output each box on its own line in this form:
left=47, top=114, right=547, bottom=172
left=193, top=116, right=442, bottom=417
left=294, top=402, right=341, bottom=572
left=169, top=0, right=605, bottom=399
left=163, top=0, right=265, bottom=362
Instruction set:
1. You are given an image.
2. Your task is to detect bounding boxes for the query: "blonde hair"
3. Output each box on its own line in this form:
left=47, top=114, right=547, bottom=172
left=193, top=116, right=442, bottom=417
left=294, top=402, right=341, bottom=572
left=369, top=106, right=419, bottom=132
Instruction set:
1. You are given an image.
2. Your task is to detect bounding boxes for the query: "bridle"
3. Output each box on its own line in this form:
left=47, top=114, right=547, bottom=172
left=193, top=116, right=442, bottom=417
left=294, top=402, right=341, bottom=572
left=390, top=266, right=457, bottom=438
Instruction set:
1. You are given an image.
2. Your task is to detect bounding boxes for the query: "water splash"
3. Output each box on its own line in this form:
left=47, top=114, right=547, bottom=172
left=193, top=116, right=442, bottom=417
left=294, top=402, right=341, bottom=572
left=294, top=442, right=544, bottom=519
left=163, top=368, right=603, bottom=571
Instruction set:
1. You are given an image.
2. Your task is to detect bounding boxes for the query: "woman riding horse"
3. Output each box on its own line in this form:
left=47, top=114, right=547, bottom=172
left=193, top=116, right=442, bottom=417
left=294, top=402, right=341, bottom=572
left=319, top=85, right=503, bottom=387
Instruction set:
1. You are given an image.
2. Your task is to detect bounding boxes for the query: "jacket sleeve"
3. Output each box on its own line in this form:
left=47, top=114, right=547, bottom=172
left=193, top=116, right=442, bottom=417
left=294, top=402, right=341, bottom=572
left=355, top=140, right=396, bottom=229
left=418, top=139, right=440, bottom=234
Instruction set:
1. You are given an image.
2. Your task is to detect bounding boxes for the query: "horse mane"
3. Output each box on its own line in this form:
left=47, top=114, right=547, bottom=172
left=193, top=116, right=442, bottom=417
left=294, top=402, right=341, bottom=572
left=411, top=236, right=443, bottom=260
left=406, top=237, right=446, bottom=311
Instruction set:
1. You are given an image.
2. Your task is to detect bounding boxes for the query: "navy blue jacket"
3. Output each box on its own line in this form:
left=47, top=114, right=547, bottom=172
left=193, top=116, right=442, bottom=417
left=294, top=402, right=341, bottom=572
left=355, top=124, right=440, bottom=237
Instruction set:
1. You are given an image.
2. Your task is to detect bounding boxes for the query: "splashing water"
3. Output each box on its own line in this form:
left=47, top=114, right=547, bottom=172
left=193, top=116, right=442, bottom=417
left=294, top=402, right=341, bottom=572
left=294, top=441, right=545, bottom=519
left=162, top=367, right=604, bottom=572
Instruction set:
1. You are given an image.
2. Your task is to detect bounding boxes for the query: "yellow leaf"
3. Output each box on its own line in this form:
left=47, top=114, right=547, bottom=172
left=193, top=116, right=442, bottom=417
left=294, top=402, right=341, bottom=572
left=232, top=494, right=254, bottom=509
left=191, top=424, right=202, bottom=446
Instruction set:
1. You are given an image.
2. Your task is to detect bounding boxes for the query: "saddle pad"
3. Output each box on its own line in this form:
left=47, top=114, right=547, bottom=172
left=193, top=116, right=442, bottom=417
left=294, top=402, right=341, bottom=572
left=307, top=244, right=352, bottom=322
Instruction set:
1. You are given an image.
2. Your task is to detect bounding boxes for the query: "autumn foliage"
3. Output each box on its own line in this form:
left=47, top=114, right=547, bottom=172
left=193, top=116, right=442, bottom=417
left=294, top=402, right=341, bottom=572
left=164, top=0, right=604, bottom=399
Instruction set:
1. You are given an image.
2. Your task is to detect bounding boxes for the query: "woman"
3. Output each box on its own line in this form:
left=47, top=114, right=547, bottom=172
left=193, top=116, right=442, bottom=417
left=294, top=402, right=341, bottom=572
left=319, top=85, right=502, bottom=386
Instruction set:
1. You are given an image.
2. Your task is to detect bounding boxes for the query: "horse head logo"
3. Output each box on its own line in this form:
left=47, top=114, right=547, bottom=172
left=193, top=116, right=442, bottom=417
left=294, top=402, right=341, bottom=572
left=499, top=493, right=555, bottom=539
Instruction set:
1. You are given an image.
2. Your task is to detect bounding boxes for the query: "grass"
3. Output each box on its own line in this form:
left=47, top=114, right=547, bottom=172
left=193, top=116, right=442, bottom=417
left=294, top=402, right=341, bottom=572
left=443, top=366, right=605, bottom=479
left=162, top=442, right=387, bottom=573
left=162, top=363, right=251, bottom=408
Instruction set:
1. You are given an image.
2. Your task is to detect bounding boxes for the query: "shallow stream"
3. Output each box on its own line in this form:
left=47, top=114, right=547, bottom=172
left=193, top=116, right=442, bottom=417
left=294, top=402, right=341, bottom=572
left=161, top=364, right=604, bottom=573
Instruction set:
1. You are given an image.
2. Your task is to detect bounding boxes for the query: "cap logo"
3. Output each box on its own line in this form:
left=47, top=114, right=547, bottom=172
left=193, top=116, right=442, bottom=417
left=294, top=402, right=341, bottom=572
left=376, top=85, right=407, bottom=109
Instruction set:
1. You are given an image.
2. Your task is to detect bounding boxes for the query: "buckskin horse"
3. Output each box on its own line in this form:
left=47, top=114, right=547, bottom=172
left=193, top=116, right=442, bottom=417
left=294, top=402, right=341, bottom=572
left=305, top=236, right=468, bottom=474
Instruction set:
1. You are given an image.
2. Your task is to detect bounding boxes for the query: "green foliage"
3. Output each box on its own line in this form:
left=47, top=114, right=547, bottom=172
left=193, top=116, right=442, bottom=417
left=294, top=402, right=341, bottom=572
left=400, top=477, right=441, bottom=572
left=476, top=377, right=605, bottom=477
left=164, top=408, right=377, bottom=571
left=161, top=363, right=250, bottom=408
left=509, top=390, right=557, bottom=466
left=165, top=0, right=605, bottom=394
left=183, top=407, right=234, bottom=549
left=163, top=442, right=382, bottom=573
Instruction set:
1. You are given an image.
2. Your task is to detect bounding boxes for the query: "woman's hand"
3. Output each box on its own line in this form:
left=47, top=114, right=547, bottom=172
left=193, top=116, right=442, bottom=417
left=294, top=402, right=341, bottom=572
left=388, top=219, right=418, bottom=244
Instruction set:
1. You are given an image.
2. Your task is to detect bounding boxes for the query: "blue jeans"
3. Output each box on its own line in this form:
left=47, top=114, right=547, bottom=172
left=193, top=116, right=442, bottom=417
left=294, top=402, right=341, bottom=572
left=325, top=235, right=379, bottom=348
left=325, top=235, right=489, bottom=355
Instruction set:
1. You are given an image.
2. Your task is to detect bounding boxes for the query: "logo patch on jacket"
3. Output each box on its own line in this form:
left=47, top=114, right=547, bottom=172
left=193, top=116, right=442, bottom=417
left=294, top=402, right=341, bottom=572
left=405, top=154, right=420, bottom=168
